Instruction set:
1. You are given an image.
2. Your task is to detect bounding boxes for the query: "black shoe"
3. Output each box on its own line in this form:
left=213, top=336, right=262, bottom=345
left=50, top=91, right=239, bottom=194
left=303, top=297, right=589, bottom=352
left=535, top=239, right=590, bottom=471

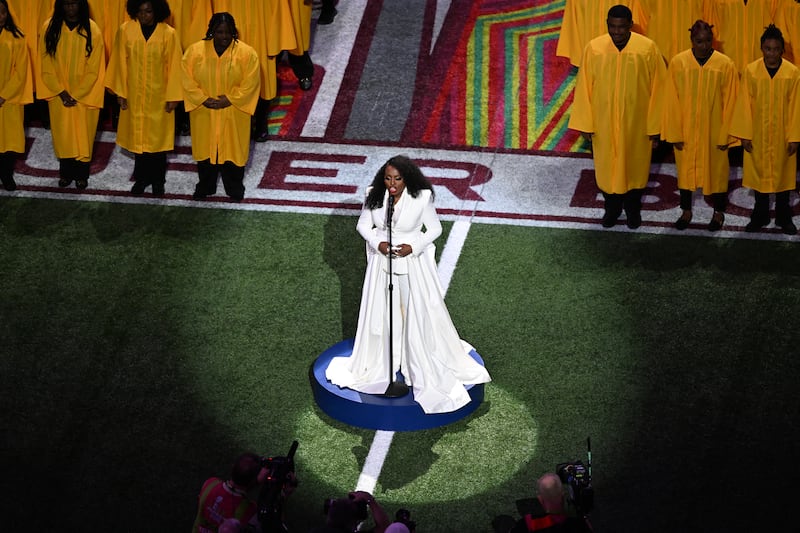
left=318, top=7, right=337, bottom=24
left=299, top=77, right=313, bottom=91
left=255, top=130, right=269, bottom=143
left=745, top=216, right=769, bottom=232
left=626, top=212, right=642, bottom=229
left=131, top=181, right=146, bottom=195
left=58, top=177, right=72, bottom=188
left=601, top=210, right=620, bottom=228
left=192, top=191, right=207, bottom=201
left=674, top=211, right=692, bottom=230
left=152, top=183, right=165, bottom=197
left=1, top=177, right=16, bottom=191
left=777, top=218, right=798, bottom=235
left=707, top=212, right=724, bottom=232
left=75, top=179, right=88, bottom=190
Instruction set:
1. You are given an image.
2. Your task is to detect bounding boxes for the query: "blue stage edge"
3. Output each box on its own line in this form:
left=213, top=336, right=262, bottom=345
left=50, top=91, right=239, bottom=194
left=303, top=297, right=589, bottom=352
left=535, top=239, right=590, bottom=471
left=310, top=339, right=486, bottom=431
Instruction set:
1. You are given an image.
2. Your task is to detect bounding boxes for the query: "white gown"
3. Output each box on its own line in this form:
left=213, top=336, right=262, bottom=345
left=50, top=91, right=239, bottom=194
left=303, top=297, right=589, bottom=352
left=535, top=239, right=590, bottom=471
left=325, top=188, right=491, bottom=414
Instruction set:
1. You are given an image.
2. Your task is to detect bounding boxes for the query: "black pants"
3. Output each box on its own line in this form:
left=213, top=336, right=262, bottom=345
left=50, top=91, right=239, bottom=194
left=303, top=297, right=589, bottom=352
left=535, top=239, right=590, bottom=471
left=254, top=98, right=271, bottom=135
left=752, top=190, right=792, bottom=222
left=679, top=189, right=728, bottom=212
left=288, top=51, right=314, bottom=80
left=0, top=152, right=18, bottom=189
left=196, top=159, right=245, bottom=200
left=59, top=158, right=90, bottom=181
left=133, top=152, right=168, bottom=188
left=603, top=189, right=643, bottom=217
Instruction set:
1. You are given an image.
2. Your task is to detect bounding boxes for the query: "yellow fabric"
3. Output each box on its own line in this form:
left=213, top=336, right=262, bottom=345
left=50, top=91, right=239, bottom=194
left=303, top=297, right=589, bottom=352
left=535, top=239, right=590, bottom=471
left=638, top=0, right=709, bottom=62
left=105, top=20, right=183, bottom=154
left=556, top=0, right=646, bottom=67
left=8, top=0, right=53, bottom=91
left=568, top=32, right=667, bottom=193
left=707, top=0, right=782, bottom=73
left=212, top=0, right=277, bottom=99
left=663, top=49, right=738, bottom=194
left=731, top=58, right=800, bottom=193
left=285, top=0, right=312, bottom=55
left=181, top=39, right=260, bottom=166
left=779, top=0, right=800, bottom=64
left=166, top=0, right=213, bottom=51
left=87, top=0, right=128, bottom=61
left=39, top=18, right=105, bottom=161
left=0, top=29, right=33, bottom=153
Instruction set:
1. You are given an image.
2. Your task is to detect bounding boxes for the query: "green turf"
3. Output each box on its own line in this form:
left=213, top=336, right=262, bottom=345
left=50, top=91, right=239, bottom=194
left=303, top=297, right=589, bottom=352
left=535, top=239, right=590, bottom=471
left=1, top=198, right=798, bottom=532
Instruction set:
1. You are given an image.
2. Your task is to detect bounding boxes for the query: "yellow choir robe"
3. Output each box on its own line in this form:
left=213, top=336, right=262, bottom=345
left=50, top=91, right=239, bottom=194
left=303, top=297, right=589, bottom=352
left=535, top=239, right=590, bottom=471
left=212, top=0, right=277, bottom=100
left=638, top=0, right=709, bottom=62
left=181, top=38, right=260, bottom=167
left=568, top=32, right=667, bottom=194
left=730, top=58, right=800, bottom=193
left=707, top=0, right=782, bottom=73
left=0, top=28, right=33, bottom=154
left=8, top=0, right=52, bottom=92
left=663, top=49, right=738, bottom=194
left=166, top=0, right=212, bottom=51
left=285, top=0, right=312, bottom=55
left=780, top=0, right=800, bottom=63
left=87, top=0, right=128, bottom=61
left=105, top=20, right=183, bottom=154
left=38, top=18, right=105, bottom=161
left=556, top=0, right=646, bottom=67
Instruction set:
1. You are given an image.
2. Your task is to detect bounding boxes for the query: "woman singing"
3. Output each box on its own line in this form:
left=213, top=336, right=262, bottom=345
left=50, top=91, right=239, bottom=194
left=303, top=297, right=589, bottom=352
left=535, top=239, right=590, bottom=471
left=326, top=155, right=491, bottom=414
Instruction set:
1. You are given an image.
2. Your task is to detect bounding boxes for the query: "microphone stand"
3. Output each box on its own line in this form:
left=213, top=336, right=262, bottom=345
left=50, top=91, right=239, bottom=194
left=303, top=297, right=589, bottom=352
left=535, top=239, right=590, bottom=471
left=383, top=193, right=409, bottom=398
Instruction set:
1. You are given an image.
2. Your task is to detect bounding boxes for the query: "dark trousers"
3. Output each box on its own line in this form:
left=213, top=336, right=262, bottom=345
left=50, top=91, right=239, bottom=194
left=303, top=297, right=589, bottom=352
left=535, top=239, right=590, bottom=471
left=679, top=189, right=728, bottom=212
left=254, top=98, right=271, bottom=135
left=196, top=159, right=245, bottom=200
left=603, top=189, right=643, bottom=216
left=0, top=152, right=18, bottom=189
left=752, top=191, right=792, bottom=222
left=59, top=158, right=90, bottom=181
left=288, top=51, right=314, bottom=80
left=133, top=152, right=168, bottom=188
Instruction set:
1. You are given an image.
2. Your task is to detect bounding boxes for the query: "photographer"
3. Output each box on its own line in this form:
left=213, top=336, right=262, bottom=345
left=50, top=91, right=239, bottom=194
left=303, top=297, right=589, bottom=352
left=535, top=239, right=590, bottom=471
left=311, top=491, right=391, bottom=533
left=192, top=452, right=297, bottom=533
left=510, top=473, right=590, bottom=533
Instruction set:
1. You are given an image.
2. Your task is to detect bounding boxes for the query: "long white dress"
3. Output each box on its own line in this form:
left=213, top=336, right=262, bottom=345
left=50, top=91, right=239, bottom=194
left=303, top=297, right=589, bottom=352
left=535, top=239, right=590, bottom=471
left=325, top=188, right=491, bottom=414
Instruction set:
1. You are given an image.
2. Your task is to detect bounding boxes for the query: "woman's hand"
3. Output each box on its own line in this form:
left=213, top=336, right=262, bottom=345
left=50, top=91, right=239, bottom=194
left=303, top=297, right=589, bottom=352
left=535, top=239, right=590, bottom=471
left=378, top=242, right=412, bottom=257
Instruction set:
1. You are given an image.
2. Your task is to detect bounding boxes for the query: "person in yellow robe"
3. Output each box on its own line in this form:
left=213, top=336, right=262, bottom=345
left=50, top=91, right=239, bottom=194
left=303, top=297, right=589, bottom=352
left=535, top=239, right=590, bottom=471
left=0, top=0, right=33, bottom=191
left=557, top=0, right=646, bottom=67
left=167, top=0, right=211, bottom=51
left=39, top=0, right=105, bottom=190
left=663, top=20, right=738, bottom=232
left=568, top=5, right=667, bottom=229
left=638, top=0, right=708, bottom=62
left=182, top=12, right=260, bottom=202
left=105, top=0, right=182, bottom=196
left=779, top=0, right=800, bottom=63
left=731, top=24, right=800, bottom=234
left=213, top=0, right=282, bottom=142
left=9, top=0, right=53, bottom=126
left=707, top=0, right=783, bottom=73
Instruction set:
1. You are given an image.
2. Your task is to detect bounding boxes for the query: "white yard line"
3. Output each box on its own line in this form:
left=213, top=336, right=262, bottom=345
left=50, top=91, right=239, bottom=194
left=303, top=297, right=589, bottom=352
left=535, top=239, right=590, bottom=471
left=354, top=217, right=472, bottom=495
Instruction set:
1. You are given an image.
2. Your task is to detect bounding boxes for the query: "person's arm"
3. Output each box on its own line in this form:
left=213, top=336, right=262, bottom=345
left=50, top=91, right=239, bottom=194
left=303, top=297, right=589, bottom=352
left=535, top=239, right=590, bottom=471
left=406, top=191, right=442, bottom=257
left=349, top=491, right=391, bottom=533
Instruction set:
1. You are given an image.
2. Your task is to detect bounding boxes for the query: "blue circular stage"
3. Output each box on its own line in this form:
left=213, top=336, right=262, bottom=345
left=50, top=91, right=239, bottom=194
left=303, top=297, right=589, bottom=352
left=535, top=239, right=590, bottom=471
left=310, top=339, right=486, bottom=431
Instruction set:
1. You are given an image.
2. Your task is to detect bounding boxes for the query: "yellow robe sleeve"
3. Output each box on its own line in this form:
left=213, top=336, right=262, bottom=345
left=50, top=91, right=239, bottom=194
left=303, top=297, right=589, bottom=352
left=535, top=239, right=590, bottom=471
left=0, top=30, right=33, bottom=105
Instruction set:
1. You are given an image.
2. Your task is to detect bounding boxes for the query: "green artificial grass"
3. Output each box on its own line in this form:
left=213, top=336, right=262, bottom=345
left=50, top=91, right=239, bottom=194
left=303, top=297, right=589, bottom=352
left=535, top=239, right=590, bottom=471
left=1, top=198, right=799, bottom=532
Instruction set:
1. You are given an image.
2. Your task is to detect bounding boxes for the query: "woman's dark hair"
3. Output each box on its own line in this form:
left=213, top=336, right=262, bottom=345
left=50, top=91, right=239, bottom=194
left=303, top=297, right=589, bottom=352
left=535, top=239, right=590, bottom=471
left=688, top=19, right=713, bottom=39
left=45, top=0, right=93, bottom=57
left=0, top=0, right=24, bottom=38
left=204, top=12, right=239, bottom=41
left=365, top=155, right=434, bottom=209
left=126, top=0, right=171, bottom=23
left=761, top=24, right=785, bottom=48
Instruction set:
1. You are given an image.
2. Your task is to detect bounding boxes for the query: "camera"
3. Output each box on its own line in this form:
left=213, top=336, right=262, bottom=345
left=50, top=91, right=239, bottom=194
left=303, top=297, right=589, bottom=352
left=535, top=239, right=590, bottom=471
left=556, top=461, right=593, bottom=514
left=323, top=494, right=369, bottom=522
left=257, top=441, right=298, bottom=532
